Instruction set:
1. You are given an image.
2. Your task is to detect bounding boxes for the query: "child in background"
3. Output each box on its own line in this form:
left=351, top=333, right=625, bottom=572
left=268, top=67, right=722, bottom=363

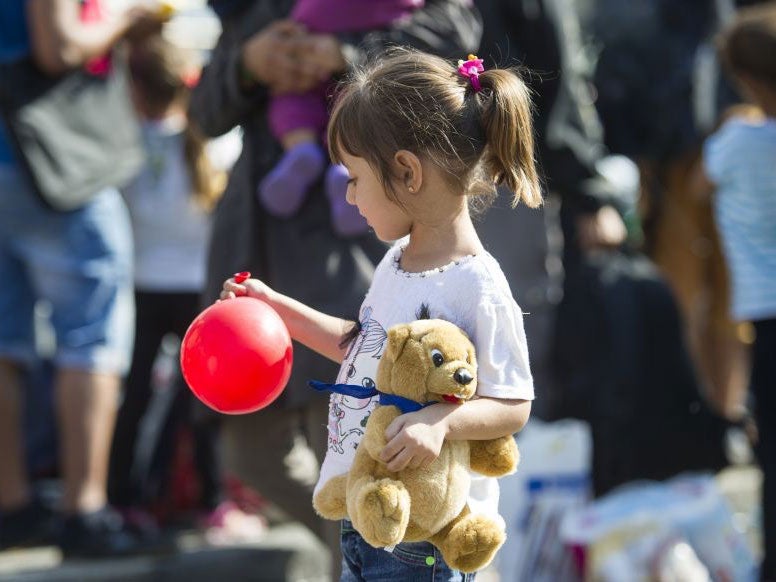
left=108, top=35, right=258, bottom=539
left=223, top=49, right=540, bottom=579
left=695, top=5, right=776, bottom=580
left=259, top=0, right=424, bottom=237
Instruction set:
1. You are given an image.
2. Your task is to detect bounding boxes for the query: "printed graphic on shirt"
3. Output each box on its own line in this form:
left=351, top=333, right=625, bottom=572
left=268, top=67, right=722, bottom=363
left=328, top=306, right=386, bottom=454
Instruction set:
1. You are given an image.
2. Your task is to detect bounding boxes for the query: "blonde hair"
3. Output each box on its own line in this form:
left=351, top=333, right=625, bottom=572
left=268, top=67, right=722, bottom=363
left=328, top=48, right=542, bottom=210
left=128, top=36, right=226, bottom=211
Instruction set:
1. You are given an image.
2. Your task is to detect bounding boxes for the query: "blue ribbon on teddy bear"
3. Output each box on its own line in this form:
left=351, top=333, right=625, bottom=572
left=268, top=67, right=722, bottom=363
left=308, top=380, right=434, bottom=414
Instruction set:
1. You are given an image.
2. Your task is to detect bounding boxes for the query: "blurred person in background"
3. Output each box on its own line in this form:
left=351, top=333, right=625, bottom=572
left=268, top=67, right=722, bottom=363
left=191, top=0, right=480, bottom=574
left=475, top=0, right=730, bottom=498
left=694, top=5, right=776, bottom=578
left=474, top=0, right=633, bottom=420
left=573, top=0, right=758, bottom=425
left=107, top=33, right=253, bottom=541
left=258, top=0, right=427, bottom=238
left=0, top=0, right=168, bottom=558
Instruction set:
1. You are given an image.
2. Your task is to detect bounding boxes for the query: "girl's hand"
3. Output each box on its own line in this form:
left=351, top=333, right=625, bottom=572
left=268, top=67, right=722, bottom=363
left=379, top=409, right=449, bottom=472
left=220, top=275, right=272, bottom=302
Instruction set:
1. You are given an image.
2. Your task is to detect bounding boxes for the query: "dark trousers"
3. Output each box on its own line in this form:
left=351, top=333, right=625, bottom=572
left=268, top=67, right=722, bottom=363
left=753, top=318, right=776, bottom=581
left=109, top=290, right=222, bottom=510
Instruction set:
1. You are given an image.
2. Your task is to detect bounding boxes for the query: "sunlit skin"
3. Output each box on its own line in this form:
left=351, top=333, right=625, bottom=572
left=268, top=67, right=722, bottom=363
left=222, top=148, right=531, bottom=472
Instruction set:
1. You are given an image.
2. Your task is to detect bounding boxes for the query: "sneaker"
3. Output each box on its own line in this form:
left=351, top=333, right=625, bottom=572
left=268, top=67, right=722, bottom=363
left=59, top=506, right=174, bottom=559
left=199, top=501, right=267, bottom=547
left=258, top=142, right=325, bottom=217
left=115, top=506, right=162, bottom=539
left=325, top=163, right=368, bottom=237
left=0, top=499, right=56, bottom=550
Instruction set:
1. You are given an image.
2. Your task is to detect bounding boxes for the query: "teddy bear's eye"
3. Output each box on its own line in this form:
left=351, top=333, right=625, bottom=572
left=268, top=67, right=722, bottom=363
left=430, top=349, right=444, bottom=367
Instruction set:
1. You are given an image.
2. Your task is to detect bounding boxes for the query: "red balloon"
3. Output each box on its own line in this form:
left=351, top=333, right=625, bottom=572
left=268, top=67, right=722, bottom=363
left=180, top=297, right=293, bottom=414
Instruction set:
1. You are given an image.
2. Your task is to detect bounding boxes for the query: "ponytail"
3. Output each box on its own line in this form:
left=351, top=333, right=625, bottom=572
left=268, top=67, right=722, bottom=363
left=184, top=120, right=227, bottom=212
left=478, top=69, right=542, bottom=208
left=327, top=48, right=542, bottom=211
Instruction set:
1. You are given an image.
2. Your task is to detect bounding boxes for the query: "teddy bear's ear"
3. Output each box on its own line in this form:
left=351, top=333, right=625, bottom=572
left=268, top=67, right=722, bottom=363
left=384, top=325, right=412, bottom=363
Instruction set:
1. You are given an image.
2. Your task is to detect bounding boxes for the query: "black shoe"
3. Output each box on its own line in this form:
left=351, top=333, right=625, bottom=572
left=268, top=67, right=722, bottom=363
left=59, top=506, right=174, bottom=559
left=0, top=499, right=57, bottom=550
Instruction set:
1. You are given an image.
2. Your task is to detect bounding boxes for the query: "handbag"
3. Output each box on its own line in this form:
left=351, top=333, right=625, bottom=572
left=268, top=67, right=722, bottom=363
left=0, top=57, right=144, bottom=212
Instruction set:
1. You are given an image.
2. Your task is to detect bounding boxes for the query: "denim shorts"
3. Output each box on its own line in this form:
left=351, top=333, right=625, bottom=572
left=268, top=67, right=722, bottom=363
left=340, top=520, right=476, bottom=582
left=0, top=164, right=134, bottom=374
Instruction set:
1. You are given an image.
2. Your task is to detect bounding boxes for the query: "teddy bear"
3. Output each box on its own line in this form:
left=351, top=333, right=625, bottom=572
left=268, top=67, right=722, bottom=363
left=313, top=318, right=520, bottom=573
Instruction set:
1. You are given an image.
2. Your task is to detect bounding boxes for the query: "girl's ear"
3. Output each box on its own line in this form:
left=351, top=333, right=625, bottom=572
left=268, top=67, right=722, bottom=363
left=394, top=150, right=423, bottom=194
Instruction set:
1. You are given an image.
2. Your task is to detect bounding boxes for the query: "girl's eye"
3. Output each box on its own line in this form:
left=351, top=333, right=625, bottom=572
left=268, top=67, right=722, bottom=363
left=430, top=349, right=444, bottom=367
left=347, top=178, right=356, bottom=186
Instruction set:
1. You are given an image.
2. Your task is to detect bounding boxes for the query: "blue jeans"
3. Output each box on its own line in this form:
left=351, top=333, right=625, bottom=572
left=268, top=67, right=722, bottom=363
left=0, top=164, right=134, bottom=374
left=339, top=520, right=476, bottom=582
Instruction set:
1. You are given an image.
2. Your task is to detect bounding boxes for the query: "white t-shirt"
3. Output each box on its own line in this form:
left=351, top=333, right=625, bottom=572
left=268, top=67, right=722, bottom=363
left=703, top=116, right=776, bottom=322
left=314, top=239, right=535, bottom=523
left=122, top=117, right=242, bottom=292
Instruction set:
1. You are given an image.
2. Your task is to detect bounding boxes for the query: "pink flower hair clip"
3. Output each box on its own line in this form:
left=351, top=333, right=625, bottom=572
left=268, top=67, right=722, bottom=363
left=457, top=54, right=485, bottom=92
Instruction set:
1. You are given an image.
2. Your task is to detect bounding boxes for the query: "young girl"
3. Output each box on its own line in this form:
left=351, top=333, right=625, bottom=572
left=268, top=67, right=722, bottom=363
left=222, top=49, right=541, bottom=580
left=259, top=0, right=424, bottom=237
left=694, top=5, right=776, bottom=579
left=109, top=35, right=252, bottom=536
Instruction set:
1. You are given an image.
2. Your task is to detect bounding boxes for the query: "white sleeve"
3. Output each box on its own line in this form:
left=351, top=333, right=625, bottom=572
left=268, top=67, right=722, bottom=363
left=473, top=297, right=535, bottom=401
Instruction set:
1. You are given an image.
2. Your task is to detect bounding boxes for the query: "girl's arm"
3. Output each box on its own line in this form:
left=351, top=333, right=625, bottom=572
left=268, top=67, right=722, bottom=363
left=27, top=0, right=161, bottom=74
left=690, top=157, right=716, bottom=201
left=379, top=397, right=531, bottom=472
left=222, top=277, right=355, bottom=364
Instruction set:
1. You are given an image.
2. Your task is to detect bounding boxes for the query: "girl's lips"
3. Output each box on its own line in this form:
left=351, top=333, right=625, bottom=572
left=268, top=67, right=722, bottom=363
left=442, top=394, right=463, bottom=404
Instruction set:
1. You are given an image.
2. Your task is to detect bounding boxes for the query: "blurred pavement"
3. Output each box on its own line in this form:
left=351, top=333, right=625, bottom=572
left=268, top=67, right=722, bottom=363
left=0, top=464, right=761, bottom=582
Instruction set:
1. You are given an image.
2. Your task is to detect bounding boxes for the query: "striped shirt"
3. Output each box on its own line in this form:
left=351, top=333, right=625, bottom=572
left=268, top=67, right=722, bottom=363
left=703, top=116, right=776, bottom=322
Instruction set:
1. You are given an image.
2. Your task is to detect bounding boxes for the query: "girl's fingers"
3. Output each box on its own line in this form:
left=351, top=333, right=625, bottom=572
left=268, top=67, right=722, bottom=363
left=386, top=448, right=412, bottom=473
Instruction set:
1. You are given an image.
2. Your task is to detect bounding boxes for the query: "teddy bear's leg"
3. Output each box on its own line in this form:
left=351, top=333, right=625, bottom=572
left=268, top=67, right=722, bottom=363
left=468, top=436, right=520, bottom=477
left=348, top=476, right=410, bottom=548
left=429, top=505, right=506, bottom=574
left=313, top=474, right=349, bottom=520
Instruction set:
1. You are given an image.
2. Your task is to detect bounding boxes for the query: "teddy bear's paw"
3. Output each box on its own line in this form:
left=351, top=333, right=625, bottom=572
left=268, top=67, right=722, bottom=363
left=469, top=437, right=520, bottom=477
left=313, top=475, right=348, bottom=520
left=355, top=478, right=410, bottom=547
left=440, top=514, right=506, bottom=573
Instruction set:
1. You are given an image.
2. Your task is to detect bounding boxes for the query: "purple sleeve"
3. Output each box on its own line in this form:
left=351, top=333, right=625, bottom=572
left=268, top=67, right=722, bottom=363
left=292, top=0, right=423, bottom=33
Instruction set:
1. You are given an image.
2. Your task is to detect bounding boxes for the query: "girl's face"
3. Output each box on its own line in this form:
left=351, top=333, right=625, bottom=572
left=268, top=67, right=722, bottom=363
left=340, top=152, right=410, bottom=242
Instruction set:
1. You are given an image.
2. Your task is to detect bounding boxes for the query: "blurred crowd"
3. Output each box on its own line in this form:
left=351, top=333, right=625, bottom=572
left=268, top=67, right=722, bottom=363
left=0, top=0, right=774, bottom=580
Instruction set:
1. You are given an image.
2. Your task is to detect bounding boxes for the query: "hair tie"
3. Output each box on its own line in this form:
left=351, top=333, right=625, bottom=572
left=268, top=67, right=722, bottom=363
left=457, top=54, right=484, bottom=92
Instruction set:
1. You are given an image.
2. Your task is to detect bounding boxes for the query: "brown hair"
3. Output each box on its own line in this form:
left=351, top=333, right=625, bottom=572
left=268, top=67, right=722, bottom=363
left=327, top=48, right=542, bottom=210
left=717, top=3, right=776, bottom=90
left=128, top=36, right=226, bottom=212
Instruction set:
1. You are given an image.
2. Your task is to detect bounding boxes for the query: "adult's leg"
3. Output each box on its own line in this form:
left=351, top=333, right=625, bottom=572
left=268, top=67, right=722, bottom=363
left=171, top=293, right=223, bottom=510
left=0, top=361, right=56, bottom=550
left=109, top=291, right=168, bottom=507
left=752, top=319, right=776, bottom=581
left=57, top=369, right=121, bottom=513
left=0, top=166, right=57, bottom=547
left=0, top=171, right=37, bottom=513
left=0, top=359, right=30, bottom=511
left=42, top=189, right=134, bottom=515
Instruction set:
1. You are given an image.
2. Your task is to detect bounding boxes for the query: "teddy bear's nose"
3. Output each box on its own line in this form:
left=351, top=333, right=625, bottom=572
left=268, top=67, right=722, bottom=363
left=454, top=368, right=473, bottom=385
